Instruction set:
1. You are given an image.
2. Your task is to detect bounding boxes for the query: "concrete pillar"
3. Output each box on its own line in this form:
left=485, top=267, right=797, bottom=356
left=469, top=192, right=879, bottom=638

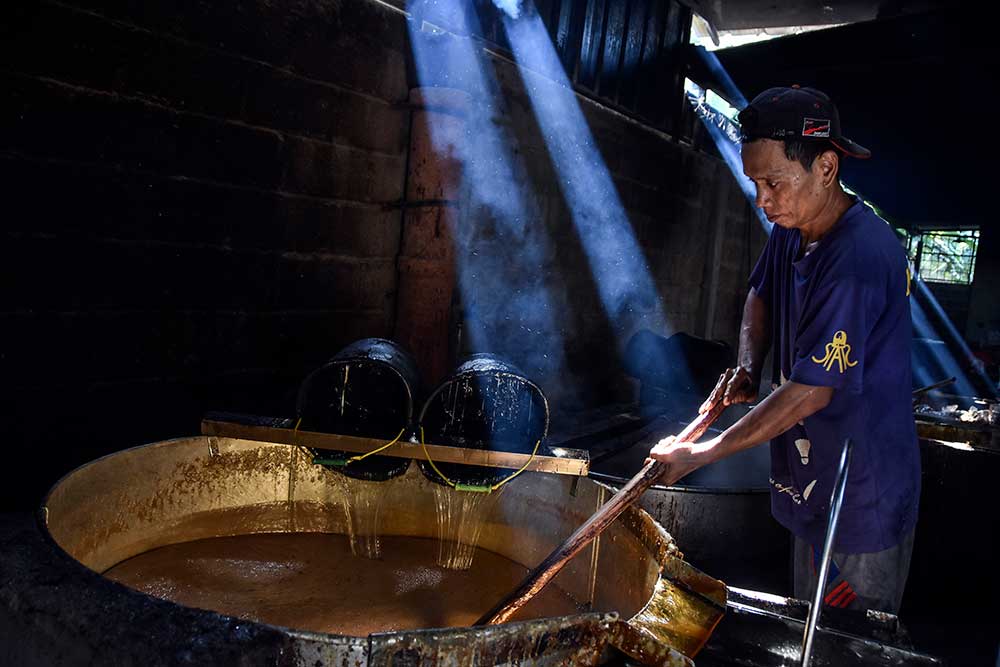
left=393, top=87, right=469, bottom=387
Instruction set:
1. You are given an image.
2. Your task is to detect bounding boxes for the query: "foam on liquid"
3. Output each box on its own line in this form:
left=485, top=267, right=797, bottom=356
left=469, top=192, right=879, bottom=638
left=104, top=532, right=580, bottom=635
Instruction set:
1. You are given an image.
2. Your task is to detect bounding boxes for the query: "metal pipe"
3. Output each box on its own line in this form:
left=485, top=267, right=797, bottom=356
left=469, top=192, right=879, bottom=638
left=801, top=438, right=854, bottom=667
left=912, top=376, right=957, bottom=397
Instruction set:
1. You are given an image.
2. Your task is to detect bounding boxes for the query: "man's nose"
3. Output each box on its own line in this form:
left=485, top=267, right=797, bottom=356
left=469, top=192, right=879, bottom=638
left=754, top=188, right=769, bottom=209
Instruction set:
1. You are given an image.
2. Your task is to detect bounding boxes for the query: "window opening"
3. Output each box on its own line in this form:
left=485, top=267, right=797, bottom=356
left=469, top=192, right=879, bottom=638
left=908, top=229, right=980, bottom=285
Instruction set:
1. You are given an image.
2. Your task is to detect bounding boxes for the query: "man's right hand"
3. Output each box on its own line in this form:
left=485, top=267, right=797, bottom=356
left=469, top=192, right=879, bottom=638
left=699, top=366, right=758, bottom=414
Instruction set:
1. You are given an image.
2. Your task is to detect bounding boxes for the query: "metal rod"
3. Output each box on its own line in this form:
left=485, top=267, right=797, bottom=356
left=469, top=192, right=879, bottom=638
left=801, top=438, right=854, bottom=667
left=911, top=376, right=956, bottom=397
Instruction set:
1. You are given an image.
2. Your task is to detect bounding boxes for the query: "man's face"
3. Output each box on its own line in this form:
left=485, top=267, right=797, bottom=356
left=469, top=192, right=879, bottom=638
left=741, top=139, right=830, bottom=230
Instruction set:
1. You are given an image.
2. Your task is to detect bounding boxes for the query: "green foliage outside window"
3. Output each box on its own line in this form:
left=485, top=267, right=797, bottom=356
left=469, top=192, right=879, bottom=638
left=907, top=229, right=980, bottom=285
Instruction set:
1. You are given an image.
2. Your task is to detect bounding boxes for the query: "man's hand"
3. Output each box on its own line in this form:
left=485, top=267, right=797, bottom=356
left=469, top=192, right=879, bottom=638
left=703, top=288, right=770, bottom=415
left=699, top=366, right=759, bottom=414
left=645, top=434, right=719, bottom=487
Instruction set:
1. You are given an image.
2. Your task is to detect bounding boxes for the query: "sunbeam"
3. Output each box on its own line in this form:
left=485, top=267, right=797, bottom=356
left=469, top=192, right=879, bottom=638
left=407, top=0, right=567, bottom=381
left=502, top=8, right=668, bottom=346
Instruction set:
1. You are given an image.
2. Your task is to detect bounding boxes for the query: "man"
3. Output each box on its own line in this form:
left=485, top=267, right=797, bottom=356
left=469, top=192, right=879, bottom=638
left=648, top=86, right=920, bottom=614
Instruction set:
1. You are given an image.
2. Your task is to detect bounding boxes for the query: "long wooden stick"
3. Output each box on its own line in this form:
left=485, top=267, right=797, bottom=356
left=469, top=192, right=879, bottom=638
left=474, top=400, right=727, bottom=626
left=200, top=415, right=590, bottom=476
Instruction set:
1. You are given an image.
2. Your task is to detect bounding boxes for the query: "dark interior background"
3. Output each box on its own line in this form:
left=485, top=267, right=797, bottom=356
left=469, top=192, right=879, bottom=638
left=715, top=7, right=1000, bottom=343
left=1, top=0, right=764, bottom=511
left=2, top=1, right=999, bottom=662
left=3, top=0, right=998, bottom=506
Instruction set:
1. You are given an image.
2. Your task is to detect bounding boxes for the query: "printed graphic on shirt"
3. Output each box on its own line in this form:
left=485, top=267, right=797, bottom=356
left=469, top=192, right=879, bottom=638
left=802, top=117, right=831, bottom=137
left=803, top=479, right=817, bottom=501
left=905, top=266, right=912, bottom=297
left=770, top=478, right=803, bottom=505
left=795, top=438, right=811, bottom=465
left=811, top=330, right=858, bottom=373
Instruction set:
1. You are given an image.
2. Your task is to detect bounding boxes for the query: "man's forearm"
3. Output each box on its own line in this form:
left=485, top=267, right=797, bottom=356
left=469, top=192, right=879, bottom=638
left=738, top=289, right=771, bottom=381
left=703, top=381, right=834, bottom=463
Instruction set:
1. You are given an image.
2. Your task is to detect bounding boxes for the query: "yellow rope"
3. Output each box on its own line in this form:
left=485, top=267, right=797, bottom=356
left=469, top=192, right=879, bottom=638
left=293, top=417, right=315, bottom=461
left=294, top=418, right=405, bottom=466
left=489, top=438, right=541, bottom=491
left=419, top=426, right=458, bottom=488
left=345, top=428, right=406, bottom=464
left=419, top=426, right=541, bottom=493
left=295, top=419, right=540, bottom=488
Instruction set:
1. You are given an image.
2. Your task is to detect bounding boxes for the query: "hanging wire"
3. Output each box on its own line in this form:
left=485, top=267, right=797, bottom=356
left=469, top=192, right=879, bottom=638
left=419, top=426, right=540, bottom=493
left=294, top=417, right=406, bottom=467
left=344, top=428, right=406, bottom=464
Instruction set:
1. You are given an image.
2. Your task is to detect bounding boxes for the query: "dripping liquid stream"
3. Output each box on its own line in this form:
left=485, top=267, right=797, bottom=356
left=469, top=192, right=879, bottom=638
left=432, top=485, right=500, bottom=570
left=344, top=479, right=386, bottom=559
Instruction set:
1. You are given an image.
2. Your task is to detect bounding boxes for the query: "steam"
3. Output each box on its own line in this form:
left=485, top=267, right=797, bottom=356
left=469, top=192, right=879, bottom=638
left=408, top=0, right=568, bottom=386
left=911, top=276, right=995, bottom=398
left=684, top=78, right=770, bottom=229
left=491, top=0, right=521, bottom=19
left=503, top=12, right=667, bottom=342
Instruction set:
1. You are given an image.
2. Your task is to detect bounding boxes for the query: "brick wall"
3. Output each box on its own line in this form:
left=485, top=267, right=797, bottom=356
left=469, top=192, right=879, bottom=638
left=1, top=0, right=411, bottom=509
left=0, top=0, right=760, bottom=509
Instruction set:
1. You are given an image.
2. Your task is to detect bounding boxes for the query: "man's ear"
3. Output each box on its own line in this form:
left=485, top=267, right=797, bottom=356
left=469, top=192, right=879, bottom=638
left=814, top=149, right=840, bottom=187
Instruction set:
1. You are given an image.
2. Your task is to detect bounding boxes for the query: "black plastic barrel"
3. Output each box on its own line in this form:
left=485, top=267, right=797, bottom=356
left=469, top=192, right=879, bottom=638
left=296, top=338, right=420, bottom=481
left=417, top=354, right=549, bottom=488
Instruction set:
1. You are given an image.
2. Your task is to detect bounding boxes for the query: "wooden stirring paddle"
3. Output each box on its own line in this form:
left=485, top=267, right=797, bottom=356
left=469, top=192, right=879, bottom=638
left=474, top=400, right=727, bottom=626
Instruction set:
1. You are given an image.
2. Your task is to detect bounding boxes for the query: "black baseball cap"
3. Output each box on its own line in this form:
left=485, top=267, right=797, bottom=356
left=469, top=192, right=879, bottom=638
left=737, top=85, right=871, bottom=159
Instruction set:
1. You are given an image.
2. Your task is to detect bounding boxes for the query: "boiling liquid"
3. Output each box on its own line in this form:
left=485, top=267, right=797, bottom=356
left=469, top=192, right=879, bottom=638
left=103, top=532, right=579, bottom=635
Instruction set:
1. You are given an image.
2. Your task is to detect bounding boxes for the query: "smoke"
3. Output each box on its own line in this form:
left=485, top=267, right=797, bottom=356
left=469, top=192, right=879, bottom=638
left=695, top=48, right=747, bottom=108
left=911, top=276, right=996, bottom=398
left=491, top=0, right=521, bottom=19
left=502, top=12, right=667, bottom=343
left=407, top=0, right=569, bottom=387
left=684, top=78, right=771, bottom=230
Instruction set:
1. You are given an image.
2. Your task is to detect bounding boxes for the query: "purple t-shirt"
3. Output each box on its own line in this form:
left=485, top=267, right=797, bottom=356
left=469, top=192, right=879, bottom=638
left=749, top=197, right=920, bottom=553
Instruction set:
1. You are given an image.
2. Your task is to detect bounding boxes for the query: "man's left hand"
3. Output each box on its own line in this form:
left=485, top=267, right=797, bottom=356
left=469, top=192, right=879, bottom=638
left=645, top=435, right=719, bottom=487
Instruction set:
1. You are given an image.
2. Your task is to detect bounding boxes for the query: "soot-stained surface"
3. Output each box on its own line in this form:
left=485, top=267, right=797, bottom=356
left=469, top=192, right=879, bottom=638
left=104, top=533, right=581, bottom=635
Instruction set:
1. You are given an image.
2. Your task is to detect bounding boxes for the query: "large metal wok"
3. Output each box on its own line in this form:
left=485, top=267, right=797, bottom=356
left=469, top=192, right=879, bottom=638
left=23, top=434, right=726, bottom=666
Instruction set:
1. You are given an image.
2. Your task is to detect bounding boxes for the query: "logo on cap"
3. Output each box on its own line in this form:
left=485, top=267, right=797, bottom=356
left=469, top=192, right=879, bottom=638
left=802, top=117, right=831, bottom=138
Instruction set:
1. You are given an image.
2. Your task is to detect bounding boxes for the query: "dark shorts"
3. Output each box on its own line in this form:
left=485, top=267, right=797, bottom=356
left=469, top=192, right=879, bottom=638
left=793, top=528, right=915, bottom=614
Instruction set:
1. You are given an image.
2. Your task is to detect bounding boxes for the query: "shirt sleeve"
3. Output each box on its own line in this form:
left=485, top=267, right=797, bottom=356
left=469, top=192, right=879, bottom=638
left=748, top=228, right=779, bottom=305
left=789, top=275, right=874, bottom=393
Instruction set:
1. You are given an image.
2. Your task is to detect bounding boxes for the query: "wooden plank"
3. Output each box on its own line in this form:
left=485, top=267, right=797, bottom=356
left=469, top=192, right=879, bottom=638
left=533, top=0, right=558, bottom=31
left=659, top=0, right=690, bottom=135
left=578, top=0, right=607, bottom=89
left=555, top=0, right=584, bottom=76
left=618, top=0, right=649, bottom=109
left=598, top=0, right=628, bottom=99
left=636, top=0, right=666, bottom=120
left=200, top=419, right=590, bottom=476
